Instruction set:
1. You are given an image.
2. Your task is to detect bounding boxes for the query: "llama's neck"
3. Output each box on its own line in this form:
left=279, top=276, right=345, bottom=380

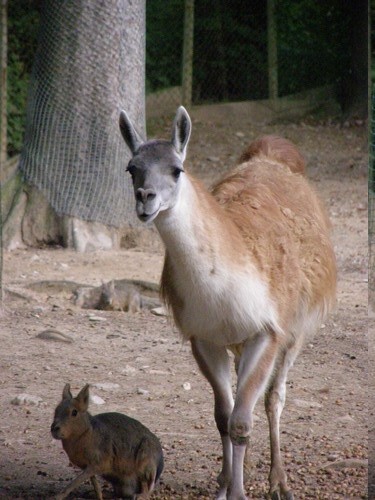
left=154, top=173, right=282, bottom=344
left=155, top=173, right=237, bottom=267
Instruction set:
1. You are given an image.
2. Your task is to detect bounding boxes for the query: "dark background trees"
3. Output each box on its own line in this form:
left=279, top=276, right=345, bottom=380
left=6, top=0, right=368, bottom=159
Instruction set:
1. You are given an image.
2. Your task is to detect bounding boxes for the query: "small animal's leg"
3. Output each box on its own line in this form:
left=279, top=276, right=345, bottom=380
left=229, top=333, right=279, bottom=500
left=135, top=437, right=160, bottom=496
left=54, top=467, right=97, bottom=500
left=137, top=484, right=151, bottom=499
left=191, top=339, right=234, bottom=499
left=90, top=475, right=103, bottom=500
left=113, top=479, right=136, bottom=499
left=265, top=343, right=301, bottom=500
left=128, top=290, right=142, bottom=313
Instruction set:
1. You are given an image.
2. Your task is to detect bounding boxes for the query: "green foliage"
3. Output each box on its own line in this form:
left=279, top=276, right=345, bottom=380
left=146, top=0, right=184, bottom=93
left=7, top=0, right=40, bottom=157
left=277, top=1, right=349, bottom=96
left=7, top=0, right=356, bottom=152
left=146, top=0, right=349, bottom=104
left=193, top=0, right=267, bottom=102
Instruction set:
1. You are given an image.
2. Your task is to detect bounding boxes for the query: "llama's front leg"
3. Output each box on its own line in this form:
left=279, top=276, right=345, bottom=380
left=265, top=344, right=300, bottom=500
left=191, top=338, right=234, bottom=499
left=229, top=333, right=279, bottom=500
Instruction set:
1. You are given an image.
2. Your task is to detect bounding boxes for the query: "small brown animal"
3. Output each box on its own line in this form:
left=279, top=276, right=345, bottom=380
left=73, top=280, right=160, bottom=313
left=51, top=384, right=163, bottom=499
left=97, top=280, right=142, bottom=313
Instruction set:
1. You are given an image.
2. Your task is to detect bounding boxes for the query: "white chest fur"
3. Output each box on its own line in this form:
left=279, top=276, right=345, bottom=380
left=156, top=178, right=281, bottom=345
left=172, top=256, right=280, bottom=344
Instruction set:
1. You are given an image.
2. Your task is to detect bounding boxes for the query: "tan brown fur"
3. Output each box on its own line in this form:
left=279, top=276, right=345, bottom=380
left=161, top=137, right=335, bottom=341
left=211, top=151, right=336, bottom=333
left=238, top=135, right=305, bottom=174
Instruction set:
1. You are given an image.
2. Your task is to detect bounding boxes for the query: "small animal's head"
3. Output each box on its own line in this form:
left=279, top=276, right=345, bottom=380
left=119, top=106, right=191, bottom=223
left=51, top=384, right=90, bottom=440
left=99, top=280, right=116, bottom=309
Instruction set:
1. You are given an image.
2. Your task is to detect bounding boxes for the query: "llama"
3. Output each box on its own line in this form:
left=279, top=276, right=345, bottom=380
left=119, top=106, right=336, bottom=500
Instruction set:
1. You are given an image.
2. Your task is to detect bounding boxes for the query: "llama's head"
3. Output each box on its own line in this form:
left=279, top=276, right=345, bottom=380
left=119, top=106, right=191, bottom=223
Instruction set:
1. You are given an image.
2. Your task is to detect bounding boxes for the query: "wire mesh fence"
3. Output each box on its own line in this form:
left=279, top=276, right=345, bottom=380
left=146, top=1, right=349, bottom=114
left=19, top=0, right=145, bottom=228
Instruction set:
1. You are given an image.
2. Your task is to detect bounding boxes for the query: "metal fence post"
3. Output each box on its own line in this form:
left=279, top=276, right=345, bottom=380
left=0, top=0, right=6, bottom=166
left=267, top=0, right=278, bottom=101
left=0, top=0, right=7, bottom=306
left=181, top=0, right=194, bottom=108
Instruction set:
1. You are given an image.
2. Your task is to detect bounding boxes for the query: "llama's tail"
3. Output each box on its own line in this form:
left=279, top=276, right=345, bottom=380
left=238, top=135, right=305, bottom=174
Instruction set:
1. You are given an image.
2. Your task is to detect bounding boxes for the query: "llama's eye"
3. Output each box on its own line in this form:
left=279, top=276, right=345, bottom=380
left=126, top=164, right=136, bottom=180
left=72, top=409, right=78, bottom=417
left=173, top=167, right=183, bottom=179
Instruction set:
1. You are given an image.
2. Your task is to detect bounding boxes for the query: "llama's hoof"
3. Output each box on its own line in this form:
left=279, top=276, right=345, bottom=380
left=215, top=490, right=227, bottom=500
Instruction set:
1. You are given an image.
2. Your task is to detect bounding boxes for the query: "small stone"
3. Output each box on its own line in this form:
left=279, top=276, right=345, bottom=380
left=337, top=414, right=355, bottom=424
left=91, top=383, right=120, bottom=391
left=321, top=458, right=367, bottom=470
left=148, top=369, right=170, bottom=375
left=183, top=382, right=191, bottom=391
left=88, top=315, right=106, bottom=322
left=137, top=388, right=149, bottom=395
left=292, top=398, right=322, bottom=409
left=151, top=307, right=167, bottom=316
left=121, top=365, right=136, bottom=375
left=11, top=394, right=43, bottom=406
left=32, top=306, right=46, bottom=314
left=36, top=329, right=73, bottom=343
left=89, top=394, right=105, bottom=405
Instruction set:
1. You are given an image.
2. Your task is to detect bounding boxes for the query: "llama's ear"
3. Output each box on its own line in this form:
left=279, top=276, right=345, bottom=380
left=119, top=110, right=143, bottom=154
left=172, top=106, right=191, bottom=162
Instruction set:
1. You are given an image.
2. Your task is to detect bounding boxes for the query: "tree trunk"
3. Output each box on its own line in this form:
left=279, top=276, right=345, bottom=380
left=3, top=0, right=147, bottom=251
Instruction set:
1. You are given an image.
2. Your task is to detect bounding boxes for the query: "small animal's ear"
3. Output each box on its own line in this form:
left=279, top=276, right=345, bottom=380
left=75, top=384, right=90, bottom=412
left=109, top=280, right=115, bottom=293
left=62, top=384, right=72, bottom=400
left=171, top=106, right=191, bottom=162
left=119, top=110, right=143, bottom=154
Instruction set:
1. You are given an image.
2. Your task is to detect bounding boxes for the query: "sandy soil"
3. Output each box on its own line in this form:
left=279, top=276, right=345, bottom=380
left=0, top=108, right=368, bottom=499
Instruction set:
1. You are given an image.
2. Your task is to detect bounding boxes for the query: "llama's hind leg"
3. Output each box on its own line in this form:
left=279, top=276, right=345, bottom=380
left=264, top=342, right=301, bottom=500
left=230, top=333, right=279, bottom=500
left=191, top=339, right=234, bottom=499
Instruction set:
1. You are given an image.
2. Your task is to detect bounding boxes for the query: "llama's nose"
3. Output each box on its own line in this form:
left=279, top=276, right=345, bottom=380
left=136, top=188, right=156, bottom=204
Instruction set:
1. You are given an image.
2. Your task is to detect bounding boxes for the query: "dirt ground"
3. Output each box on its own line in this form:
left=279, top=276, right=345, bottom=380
left=0, top=106, right=369, bottom=499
